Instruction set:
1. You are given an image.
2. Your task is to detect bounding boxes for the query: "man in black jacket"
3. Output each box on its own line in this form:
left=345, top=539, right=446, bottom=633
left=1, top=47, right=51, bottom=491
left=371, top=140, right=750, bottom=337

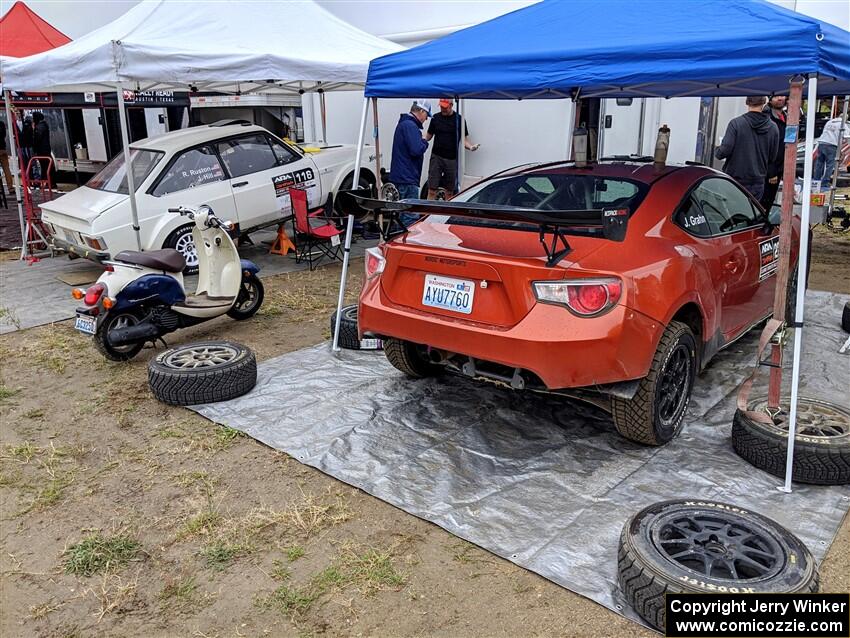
left=760, top=95, right=787, bottom=210
left=32, top=111, right=53, bottom=181
left=715, top=96, right=779, bottom=201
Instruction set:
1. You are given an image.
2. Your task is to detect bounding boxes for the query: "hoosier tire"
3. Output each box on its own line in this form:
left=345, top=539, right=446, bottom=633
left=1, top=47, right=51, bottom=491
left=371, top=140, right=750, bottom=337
left=618, top=500, right=818, bottom=632
left=384, top=338, right=441, bottom=378
left=611, top=321, right=696, bottom=445
left=732, top=398, right=850, bottom=485
left=148, top=341, right=257, bottom=406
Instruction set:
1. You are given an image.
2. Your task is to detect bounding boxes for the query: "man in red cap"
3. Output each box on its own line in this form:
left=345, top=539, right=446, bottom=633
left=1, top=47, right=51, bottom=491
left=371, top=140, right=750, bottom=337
left=425, top=98, right=479, bottom=199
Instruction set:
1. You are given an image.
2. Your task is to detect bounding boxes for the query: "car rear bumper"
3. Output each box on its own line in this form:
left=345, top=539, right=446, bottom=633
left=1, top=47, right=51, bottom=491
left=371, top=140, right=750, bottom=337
left=50, top=236, right=110, bottom=262
left=359, top=282, right=663, bottom=390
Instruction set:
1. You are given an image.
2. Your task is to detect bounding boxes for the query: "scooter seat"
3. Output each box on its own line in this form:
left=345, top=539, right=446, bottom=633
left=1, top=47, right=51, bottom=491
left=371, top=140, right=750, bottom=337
left=114, top=249, right=186, bottom=273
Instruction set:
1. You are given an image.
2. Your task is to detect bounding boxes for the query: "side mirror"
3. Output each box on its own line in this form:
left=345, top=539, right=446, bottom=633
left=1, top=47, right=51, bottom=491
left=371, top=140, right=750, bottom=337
left=768, top=204, right=782, bottom=227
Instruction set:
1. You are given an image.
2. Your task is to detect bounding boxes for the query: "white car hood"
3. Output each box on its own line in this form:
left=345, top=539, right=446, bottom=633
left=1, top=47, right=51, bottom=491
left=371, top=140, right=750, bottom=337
left=40, top=187, right=128, bottom=225
left=302, top=143, right=377, bottom=170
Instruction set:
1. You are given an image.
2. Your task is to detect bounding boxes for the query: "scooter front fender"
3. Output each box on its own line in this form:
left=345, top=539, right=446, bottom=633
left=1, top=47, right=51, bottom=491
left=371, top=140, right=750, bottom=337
left=240, top=259, right=260, bottom=276
left=112, top=274, right=186, bottom=313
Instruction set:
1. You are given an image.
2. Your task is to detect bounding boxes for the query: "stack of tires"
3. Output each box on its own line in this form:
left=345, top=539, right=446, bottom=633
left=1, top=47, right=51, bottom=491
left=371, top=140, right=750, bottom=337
left=330, top=305, right=383, bottom=351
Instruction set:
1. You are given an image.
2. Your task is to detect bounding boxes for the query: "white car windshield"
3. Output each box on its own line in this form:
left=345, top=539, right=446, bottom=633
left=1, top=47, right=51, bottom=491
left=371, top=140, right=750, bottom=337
left=87, top=149, right=164, bottom=194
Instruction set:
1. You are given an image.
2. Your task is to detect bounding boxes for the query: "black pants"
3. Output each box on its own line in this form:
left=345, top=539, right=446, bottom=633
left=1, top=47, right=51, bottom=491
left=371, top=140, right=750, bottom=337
left=760, top=179, right=780, bottom=211
left=737, top=179, right=764, bottom=202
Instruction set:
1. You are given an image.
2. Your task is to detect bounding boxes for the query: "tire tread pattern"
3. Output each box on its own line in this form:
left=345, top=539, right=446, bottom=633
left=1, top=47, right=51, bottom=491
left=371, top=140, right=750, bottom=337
left=330, top=305, right=362, bottom=350
left=148, top=342, right=257, bottom=406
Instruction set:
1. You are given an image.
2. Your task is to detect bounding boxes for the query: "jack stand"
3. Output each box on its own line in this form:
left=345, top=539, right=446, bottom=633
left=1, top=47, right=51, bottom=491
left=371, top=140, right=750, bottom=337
left=270, top=224, right=296, bottom=256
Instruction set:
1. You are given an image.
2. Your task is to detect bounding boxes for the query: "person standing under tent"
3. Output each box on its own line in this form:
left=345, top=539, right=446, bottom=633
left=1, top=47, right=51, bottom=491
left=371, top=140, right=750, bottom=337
left=0, top=120, right=13, bottom=195
left=19, top=115, right=34, bottom=176
left=813, top=115, right=849, bottom=189
left=389, top=99, right=432, bottom=225
left=32, top=112, right=53, bottom=182
left=760, top=95, right=787, bottom=210
left=715, top=96, right=779, bottom=201
left=425, top=98, right=479, bottom=199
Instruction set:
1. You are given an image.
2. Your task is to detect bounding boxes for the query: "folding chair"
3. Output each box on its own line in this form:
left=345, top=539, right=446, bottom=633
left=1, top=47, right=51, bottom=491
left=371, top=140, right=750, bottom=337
left=289, top=187, right=344, bottom=270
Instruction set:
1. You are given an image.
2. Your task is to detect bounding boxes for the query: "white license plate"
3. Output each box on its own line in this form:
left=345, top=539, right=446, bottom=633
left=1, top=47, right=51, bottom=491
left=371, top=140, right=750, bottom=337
left=74, top=314, right=97, bottom=335
left=422, top=274, right=475, bottom=315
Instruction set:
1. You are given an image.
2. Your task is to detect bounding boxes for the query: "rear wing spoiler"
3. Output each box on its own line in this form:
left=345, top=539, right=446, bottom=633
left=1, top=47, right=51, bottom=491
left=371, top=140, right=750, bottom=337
left=339, top=194, right=629, bottom=267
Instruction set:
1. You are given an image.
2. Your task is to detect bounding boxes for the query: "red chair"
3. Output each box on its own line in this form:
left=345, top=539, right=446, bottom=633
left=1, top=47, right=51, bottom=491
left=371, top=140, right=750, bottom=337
left=290, top=187, right=344, bottom=270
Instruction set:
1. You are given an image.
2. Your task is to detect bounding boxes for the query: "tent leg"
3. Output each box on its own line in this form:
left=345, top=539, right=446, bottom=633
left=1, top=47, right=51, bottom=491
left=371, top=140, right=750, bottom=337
left=457, top=97, right=464, bottom=193
left=332, top=97, right=370, bottom=352
left=319, top=90, right=327, bottom=143
left=4, top=91, right=28, bottom=260
left=116, top=85, right=143, bottom=251
left=779, top=75, right=818, bottom=494
left=372, top=97, right=382, bottom=190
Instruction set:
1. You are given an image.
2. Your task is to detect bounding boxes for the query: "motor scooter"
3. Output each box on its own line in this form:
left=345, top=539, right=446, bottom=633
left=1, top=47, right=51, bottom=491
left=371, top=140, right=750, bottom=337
left=73, top=205, right=264, bottom=361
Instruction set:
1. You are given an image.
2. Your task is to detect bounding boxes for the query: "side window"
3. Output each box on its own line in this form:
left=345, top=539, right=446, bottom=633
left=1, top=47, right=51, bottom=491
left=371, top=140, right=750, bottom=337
left=692, top=178, right=759, bottom=235
left=268, top=137, right=301, bottom=166
left=216, top=134, right=278, bottom=178
left=593, top=179, right=640, bottom=206
left=152, top=146, right=225, bottom=196
left=675, top=196, right=712, bottom=237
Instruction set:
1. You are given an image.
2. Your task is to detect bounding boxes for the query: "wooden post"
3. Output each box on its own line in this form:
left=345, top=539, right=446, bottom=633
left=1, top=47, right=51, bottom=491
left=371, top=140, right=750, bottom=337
left=766, top=79, right=803, bottom=410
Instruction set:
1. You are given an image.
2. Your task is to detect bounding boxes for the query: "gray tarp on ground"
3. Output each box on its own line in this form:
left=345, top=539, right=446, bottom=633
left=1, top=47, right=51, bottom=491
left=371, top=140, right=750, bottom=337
left=192, top=290, right=850, bottom=625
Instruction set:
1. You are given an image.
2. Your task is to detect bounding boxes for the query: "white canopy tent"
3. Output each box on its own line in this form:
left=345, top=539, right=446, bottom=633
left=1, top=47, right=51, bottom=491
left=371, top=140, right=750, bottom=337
left=2, top=0, right=402, bottom=254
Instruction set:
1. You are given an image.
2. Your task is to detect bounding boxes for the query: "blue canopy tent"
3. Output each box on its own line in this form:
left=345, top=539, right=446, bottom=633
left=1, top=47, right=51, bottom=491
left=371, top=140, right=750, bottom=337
left=333, top=0, right=850, bottom=492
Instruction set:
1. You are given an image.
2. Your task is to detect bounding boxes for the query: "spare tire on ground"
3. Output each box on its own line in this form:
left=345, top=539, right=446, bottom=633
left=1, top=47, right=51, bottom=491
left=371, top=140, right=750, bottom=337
left=732, top=397, right=850, bottom=485
left=843, top=301, right=850, bottom=333
left=618, top=499, right=818, bottom=632
left=149, top=341, right=257, bottom=406
left=330, top=304, right=382, bottom=350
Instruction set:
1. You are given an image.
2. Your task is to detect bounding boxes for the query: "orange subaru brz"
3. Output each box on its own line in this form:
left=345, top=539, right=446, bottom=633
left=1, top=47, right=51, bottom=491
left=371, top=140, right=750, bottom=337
left=355, top=161, right=799, bottom=446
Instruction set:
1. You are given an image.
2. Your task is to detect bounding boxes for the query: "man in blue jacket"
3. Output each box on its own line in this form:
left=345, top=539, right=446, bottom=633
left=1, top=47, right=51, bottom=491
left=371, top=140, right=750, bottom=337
left=389, top=99, right=431, bottom=203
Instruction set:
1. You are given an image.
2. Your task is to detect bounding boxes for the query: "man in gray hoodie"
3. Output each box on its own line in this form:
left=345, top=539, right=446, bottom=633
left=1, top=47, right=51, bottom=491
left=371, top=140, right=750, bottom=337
left=715, top=96, right=780, bottom=202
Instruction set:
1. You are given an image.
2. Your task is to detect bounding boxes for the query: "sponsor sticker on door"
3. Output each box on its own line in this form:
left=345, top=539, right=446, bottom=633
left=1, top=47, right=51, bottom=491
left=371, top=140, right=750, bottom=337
left=758, top=236, right=780, bottom=281
left=272, top=167, right=316, bottom=210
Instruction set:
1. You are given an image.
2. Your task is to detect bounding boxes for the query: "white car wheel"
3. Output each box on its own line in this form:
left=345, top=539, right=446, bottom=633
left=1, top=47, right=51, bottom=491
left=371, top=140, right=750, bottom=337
left=165, top=225, right=199, bottom=275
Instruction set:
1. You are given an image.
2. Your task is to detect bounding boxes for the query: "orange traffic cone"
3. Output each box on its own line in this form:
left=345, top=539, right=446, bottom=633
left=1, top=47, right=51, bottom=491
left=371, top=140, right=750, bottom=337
left=270, top=224, right=296, bottom=256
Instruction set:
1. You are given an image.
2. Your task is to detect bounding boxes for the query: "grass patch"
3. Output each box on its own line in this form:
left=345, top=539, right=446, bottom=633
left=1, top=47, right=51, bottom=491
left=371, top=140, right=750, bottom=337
left=159, top=575, right=199, bottom=608
left=23, top=408, right=45, bottom=419
left=201, top=540, right=250, bottom=570
left=215, top=426, right=244, bottom=447
left=286, top=545, right=305, bottom=562
left=183, top=510, right=221, bottom=538
left=271, top=559, right=291, bottom=582
left=260, top=544, right=406, bottom=618
left=7, top=441, right=38, bottom=463
left=24, top=325, right=85, bottom=374
left=0, top=384, right=20, bottom=403
left=63, top=532, right=142, bottom=576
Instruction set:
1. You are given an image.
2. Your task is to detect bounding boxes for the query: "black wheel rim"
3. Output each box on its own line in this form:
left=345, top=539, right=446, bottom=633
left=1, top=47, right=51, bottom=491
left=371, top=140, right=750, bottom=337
left=234, top=281, right=259, bottom=314
left=657, top=344, right=692, bottom=426
left=653, top=512, right=784, bottom=581
left=753, top=398, right=850, bottom=439
left=106, top=313, right=140, bottom=353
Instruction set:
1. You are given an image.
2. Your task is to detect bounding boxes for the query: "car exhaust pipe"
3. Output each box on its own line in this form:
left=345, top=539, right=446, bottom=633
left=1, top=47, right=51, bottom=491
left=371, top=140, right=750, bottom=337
left=107, top=321, right=161, bottom=346
left=428, top=348, right=449, bottom=364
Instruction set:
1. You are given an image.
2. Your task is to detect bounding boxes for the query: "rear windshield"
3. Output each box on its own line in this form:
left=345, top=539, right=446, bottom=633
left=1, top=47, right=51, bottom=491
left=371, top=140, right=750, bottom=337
left=431, top=172, right=648, bottom=228
left=87, top=149, right=164, bottom=194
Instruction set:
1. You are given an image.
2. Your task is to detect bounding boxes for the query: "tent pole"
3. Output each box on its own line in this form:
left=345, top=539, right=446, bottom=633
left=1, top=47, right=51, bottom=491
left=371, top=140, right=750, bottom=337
left=4, top=90, right=27, bottom=260
left=372, top=97, right=382, bottom=190
left=116, top=85, right=143, bottom=251
left=332, top=97, right=370, bottom=352
left=457, top=97, right=464, bottom=193
left=780, top=75, right=818, bottom=494
left=319, top=90, right=327, bottom=143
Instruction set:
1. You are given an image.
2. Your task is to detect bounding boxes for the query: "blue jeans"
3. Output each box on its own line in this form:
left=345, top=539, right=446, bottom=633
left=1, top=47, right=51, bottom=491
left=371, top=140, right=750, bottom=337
left=396, top=183, right=421, bottom=226
left=814, top=143, right=837, bottom=187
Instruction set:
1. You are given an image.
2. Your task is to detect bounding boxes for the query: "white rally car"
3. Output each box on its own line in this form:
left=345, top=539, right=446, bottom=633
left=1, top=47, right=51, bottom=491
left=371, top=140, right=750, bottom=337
left=41, top=120, right=377, bottom=272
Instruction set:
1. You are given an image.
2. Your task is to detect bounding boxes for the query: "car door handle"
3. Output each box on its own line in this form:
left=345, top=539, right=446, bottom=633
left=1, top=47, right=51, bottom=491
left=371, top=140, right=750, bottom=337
left=233, top=181, right=249, bottom=188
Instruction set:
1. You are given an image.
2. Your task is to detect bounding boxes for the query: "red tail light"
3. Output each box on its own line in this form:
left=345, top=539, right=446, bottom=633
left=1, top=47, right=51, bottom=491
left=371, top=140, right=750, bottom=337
left=533, top=278, right=622, bottom=317
left=365, top=247, right=386, bottom=279
left=84, top=283, right=106, bottom=306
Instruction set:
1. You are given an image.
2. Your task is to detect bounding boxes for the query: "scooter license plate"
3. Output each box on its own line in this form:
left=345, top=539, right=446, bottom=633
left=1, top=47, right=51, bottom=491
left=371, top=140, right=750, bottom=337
left=74, top=313, right=97, bottom=335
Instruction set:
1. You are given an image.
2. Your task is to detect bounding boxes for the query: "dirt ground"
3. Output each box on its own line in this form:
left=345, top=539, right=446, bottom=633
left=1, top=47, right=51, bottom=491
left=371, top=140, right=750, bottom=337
left=1, top=244, right=849, bottom=637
